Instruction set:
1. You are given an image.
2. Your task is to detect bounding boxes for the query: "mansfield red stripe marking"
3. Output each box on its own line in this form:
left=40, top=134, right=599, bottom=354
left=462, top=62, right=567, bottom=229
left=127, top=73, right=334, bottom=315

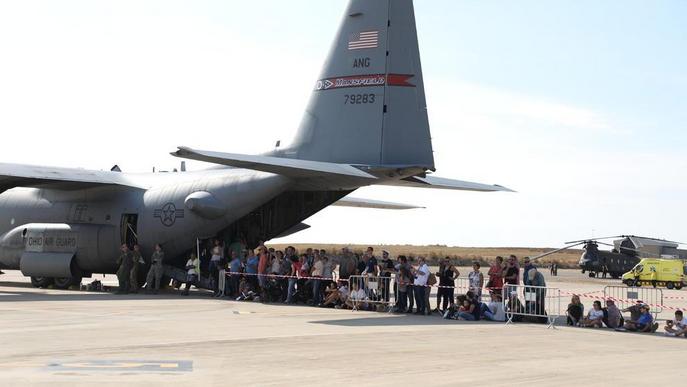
left=314, top=74, right=416, bottom=91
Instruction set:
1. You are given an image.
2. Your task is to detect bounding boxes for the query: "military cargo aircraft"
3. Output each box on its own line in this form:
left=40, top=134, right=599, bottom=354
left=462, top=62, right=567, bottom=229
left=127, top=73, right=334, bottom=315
left=0, top=0, right=511, bottom=289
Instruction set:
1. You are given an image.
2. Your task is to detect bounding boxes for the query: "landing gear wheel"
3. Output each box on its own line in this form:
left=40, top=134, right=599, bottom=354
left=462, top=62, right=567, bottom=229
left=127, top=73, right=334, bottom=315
left=54, top=277, right=82, bottom=290
left=30, top=276, right=53, bottom=288
left=589, top=272, right=596, bottom=278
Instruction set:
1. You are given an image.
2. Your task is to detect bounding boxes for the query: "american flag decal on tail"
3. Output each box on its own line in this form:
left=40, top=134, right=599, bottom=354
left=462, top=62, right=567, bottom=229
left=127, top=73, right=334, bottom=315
left=348, top=30, right=379, bottom=50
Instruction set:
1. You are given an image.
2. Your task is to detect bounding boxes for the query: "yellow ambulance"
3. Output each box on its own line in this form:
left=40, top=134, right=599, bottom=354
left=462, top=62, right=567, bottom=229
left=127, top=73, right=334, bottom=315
left=621, top=258, right=685, bottom=289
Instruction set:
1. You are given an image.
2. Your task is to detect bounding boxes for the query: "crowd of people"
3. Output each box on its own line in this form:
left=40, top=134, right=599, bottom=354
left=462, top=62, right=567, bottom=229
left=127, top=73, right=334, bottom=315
left=567, top=296, right=687, bottom=337
left=183, top=243, right=548, bottom=323
left=112, top=241, right=685, bottom=337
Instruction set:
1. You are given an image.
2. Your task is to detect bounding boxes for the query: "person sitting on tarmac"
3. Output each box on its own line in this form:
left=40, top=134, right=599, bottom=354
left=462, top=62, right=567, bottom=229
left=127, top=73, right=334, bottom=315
left=623, top=305, right=658, bottom=333
left=579, top=301, right=604, bottom=328
left=621, top=300, right=644, bottom=322
left=236, top=277, right=257, bottom=301
left=481, top=292, right=506, bottom=322
left=344, top=281, right=367, bottom=310
left=323, top=281, right=349, bottom=308
left=603, top=300, right=623, bottom=328
left=663, top=310, right=687, bottom=337
left=566, top=295, right=584, bottom=326
left=454, top=297, right=479, bottom=321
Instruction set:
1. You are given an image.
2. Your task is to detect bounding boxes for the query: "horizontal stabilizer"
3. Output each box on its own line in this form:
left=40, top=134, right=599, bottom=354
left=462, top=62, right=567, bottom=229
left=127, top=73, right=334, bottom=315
left=333, top=197, right=423, bottom=210
left=171, top=147, right=377, bottom=180
left=0, top=162, right=142, bottom=193
left=383, top=175, right=514, bottom=192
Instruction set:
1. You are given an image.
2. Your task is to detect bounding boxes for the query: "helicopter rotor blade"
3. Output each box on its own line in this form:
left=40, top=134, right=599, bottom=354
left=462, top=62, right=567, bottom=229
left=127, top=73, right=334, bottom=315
left=564, top=236, right=625, bottom=244
left=529, top=241, right=587, bottom=262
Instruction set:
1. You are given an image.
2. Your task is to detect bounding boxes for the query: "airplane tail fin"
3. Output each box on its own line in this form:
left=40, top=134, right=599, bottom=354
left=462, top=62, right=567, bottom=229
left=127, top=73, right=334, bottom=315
left=278, top=0, right=434, bottom=170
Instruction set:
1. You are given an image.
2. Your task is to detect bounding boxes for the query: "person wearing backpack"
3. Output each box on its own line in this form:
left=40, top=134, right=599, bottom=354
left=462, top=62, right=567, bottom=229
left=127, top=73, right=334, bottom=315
left=436, top=257, right=460, bottom=313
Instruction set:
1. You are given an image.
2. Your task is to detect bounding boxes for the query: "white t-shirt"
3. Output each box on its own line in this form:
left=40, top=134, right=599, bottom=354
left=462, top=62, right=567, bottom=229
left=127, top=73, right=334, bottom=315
left=350, top=289, right=366, bottom=301
left=271, top=260, right=281, bottom=274
left=186, top=259, right=198, bottom=275
left=211, top=246, right=222, bottom=261
left=488, top=301, right=506, bottom=321
left=588, top=309, right=604, bottom=320
left=414, top=264, right=429, bottom=286
left=675, top=317, right=687, bottom=329
left=339, top=285, right=349, bottom=298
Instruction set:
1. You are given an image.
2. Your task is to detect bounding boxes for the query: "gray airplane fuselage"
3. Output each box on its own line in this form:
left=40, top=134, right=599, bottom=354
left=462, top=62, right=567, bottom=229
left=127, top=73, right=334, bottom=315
left=0, top=168, right=291, bottom=274
left=0, top=0, right=513, bottom=285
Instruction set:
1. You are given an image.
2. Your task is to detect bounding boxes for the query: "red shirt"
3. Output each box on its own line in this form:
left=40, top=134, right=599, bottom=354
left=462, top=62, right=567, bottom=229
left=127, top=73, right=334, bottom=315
left=258, top=253, right=269, bottom=274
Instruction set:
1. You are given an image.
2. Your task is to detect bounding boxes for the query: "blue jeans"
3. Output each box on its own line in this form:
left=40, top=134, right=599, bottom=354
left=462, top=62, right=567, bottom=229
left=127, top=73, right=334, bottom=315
left=457, top=311, right=476, bottom=321
left=312, top=279, right=322, bottom=304
left=397, top=291, right=407, bottom=311
left=414, top=286, right=426, bottom=313
left=286, top=278, right=297, bottom=303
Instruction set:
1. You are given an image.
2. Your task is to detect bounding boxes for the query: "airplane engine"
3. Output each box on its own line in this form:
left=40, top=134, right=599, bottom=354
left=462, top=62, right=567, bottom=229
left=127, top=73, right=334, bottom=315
left=0, top=223, right=117, bottom=281
left=184, top=191, right=227, bottom=219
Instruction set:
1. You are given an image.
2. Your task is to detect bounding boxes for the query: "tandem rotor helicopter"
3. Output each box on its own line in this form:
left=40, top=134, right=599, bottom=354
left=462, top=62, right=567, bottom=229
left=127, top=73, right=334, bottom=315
left=530, top=235, right=687, bottom=280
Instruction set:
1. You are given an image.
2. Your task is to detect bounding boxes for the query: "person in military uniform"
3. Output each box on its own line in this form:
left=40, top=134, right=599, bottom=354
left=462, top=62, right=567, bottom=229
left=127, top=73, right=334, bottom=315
left=145, top=243, right=165, bottom=294
left=129, top=244, right=145, bottom=293
left=116, top=244, right=133, bottom=294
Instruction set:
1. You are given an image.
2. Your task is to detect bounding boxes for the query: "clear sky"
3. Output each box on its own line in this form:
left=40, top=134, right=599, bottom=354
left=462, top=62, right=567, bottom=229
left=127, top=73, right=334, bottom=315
left=0, top=1, right=685, bottom=247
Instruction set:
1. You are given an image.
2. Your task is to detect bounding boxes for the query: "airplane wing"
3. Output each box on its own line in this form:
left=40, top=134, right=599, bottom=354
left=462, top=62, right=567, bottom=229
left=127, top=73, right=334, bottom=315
left=0, top=162, right=143, bottom=193
left=171, top=147, right=377, bottom=180
left=333, top=197, right=423, bottom=210
left=381, top=175, right=514, bottom=192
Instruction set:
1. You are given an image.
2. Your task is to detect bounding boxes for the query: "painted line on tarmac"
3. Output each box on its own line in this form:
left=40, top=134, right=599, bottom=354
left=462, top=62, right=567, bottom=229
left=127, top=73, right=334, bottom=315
left=46, top=360, right=193, bottom=373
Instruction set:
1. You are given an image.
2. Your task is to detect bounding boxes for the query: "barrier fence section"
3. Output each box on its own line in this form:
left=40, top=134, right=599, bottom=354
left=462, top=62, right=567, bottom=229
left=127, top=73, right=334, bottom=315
left=603, top=286, right=663, bottom=318
left=348, top=275, right=394, bottom=312
left=503, top=284, right=561, bottom=329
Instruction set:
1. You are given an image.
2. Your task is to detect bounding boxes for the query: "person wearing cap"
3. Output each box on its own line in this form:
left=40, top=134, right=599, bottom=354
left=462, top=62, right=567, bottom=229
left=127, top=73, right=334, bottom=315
left=622, top=300, right=644, bottom=322
left=525, top=268, right=546, bottom=317
left=623, top=305, right=658, bottom=332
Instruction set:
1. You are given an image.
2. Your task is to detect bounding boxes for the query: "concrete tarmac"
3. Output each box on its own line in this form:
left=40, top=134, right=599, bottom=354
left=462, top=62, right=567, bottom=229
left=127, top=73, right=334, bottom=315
left=0, top=270, right=685, bottom=386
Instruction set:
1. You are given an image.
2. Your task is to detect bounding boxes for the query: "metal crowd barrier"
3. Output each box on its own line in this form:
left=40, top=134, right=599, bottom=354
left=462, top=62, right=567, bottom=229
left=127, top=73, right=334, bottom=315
left=603, top=285, right=663, bottom=318
left=503, top=284, right=561, bottom=329
left=348, top=275, right=394, bottom=312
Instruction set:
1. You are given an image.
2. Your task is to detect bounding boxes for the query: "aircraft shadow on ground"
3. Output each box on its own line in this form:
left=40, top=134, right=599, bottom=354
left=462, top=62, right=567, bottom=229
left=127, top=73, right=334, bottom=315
left=311, top=316, right=498, bottom=327
left=0, top=287, right=209, bottom=302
